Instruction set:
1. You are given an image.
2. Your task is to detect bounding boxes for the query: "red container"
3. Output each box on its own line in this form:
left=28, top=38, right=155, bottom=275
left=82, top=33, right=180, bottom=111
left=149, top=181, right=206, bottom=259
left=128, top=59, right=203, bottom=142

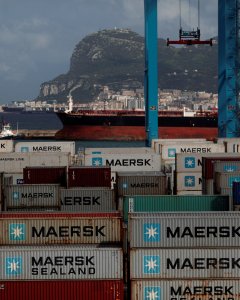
left=0, top=280, right=124, bottom=300
left=202, top=157, right=240, bottom=179
left=23, top=167, right=67, bottom=186
left=68, top=166, right=111, bottom=188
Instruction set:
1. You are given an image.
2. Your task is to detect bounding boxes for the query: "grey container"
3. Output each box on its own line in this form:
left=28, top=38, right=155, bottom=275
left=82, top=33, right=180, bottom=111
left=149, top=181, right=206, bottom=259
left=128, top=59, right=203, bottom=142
left=131, top=280, right=240, bottom=300
left=213, top=161, right=240, bottom=173
left=215, top=172, right=240, bottom=193
left=130, top=248, right=240, bottom=279
left=4, top=184, right=60, bottom=209
left=0, top=213, right=122, bottom=245
left=117, top=172, right=167, bottom=196
left=0, top=246, right=123, bottom=280
left=128, top=212, right=240, bottom=248
left=60, top=188, right=116, bottom=212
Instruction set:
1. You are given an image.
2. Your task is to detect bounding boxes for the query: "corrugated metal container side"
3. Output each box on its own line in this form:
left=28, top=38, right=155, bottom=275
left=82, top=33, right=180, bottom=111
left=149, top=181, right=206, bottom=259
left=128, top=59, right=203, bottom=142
left=175, top=172, right=202, bottom=191
left=0, top=212, right=122, bottom=245
left=0, top=140, right=14, bottom=153
left=3, top=173, right=23, bottom=185
left=68, top=166, right=111, bottom=188
left=0, top=152, right=70, bottom=173
left=60, top=188, right=116, bottom=212
left=23, top=167, right=67, bottom=186
left=213, top=160, right=240, bottom=173
left=84, top=153, right=161, bottom=172
left=202, top=178, right=214, bottom=195
left=131, top=280, right=240, bottom=300
left=130, top=248, right=240, bottom=279
left=176, top=190, right=202, bottom=195
left=4, top=184, right=60, bottom=209
left=117, top=172, right=167, bottom=196
left=161, top=142, right=225, bottom=160
left=85, top=147, right=155, bottom=155
left=215, top=172, right=240, bottom=193
left=0, top=246, right=123, bottom=280
left=128, top=212, right=240, bottom=248
left=0, top=280, right=124, bottom=300
left=202, top=155, right=240, bottom=179
left=15, top=141, right=75, bottom=156
left=123, top=195, right=229, bottom=222
left=224, top=139, right=240, bottom=152
left=233, top=181, right=240, bottom=205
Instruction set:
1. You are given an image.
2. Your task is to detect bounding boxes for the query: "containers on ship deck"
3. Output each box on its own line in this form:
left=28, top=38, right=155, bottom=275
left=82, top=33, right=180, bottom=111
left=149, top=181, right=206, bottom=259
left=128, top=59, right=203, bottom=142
left=0, top=212, right=122, bottom=245
left=0, top=280, right=124, bottom=300
left=128, top=212, right=240, bottom=248
left=215, top=171, right=240, bottom=194
left=0, top=246, right=123, bottom=280
left=123, top=195, right=229, bottom=222
left=23, top=167, right=67, bottom=186
left=68, top=166, right=111, bottom=188
left=14, top=141, right=75, bottom=156
left=131, top=280, right=240, bottom=300
left=3, top=184, right=60, bottom=210
left=130, top=248, right=240, bottom=279
left=117, top=172, right=167, bottom=196
left=60, top=188, right=116, bottom=212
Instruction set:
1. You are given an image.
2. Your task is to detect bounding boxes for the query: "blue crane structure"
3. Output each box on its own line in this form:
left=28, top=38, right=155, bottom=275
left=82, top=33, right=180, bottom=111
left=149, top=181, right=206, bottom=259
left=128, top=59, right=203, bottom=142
left=144, top=0, right=240, bottom=146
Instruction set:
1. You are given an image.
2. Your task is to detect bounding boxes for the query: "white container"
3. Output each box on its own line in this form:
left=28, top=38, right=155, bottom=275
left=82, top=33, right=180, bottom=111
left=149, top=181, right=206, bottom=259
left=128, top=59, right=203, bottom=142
left=3, top=173, right=24, bottom=185
left=131, top=280, right=240, bottom=300
left=0, top=152, right=70, bottom=173
left=177, top=190, right=202, bottom=195
left=161, top=143, right=225, bottom=160
left=84, top=147, right=154, bottom=155
left=202, top=179, right=214, bottom=194
left=222, top=138, right=240, bottom=153
left=130, top=248, right=240, bottom=279
left=15, top=141, right=75, bottom=156
left=128, top=212, right=240, bottom=248
left=0, top=246, right=123, bottom=280
left=176, top=172, right=202, bottom=191
left=84, top=153, right=161, bottom=172
left=0, top=140, right=14, bottom=152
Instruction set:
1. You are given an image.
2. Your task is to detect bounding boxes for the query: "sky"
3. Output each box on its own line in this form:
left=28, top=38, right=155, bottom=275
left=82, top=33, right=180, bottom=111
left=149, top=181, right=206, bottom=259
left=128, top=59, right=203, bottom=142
left=0, top=0, right=217, bottom=104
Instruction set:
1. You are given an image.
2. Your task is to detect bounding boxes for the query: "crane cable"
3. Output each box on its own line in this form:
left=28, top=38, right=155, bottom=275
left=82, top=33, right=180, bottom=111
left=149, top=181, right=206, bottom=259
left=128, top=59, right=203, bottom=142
left=179, top=0, right=200, bottom=29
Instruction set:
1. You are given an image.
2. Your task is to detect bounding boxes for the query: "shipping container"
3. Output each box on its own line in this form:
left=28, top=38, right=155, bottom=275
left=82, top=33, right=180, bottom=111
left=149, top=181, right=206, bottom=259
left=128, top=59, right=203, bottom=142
left=0, top=280, right=124, bottom=300
left=128, top=212, right=240, bottom=248
left=0, top=246, right=122, bottom=280
left=4, top=184, right=60, bottom=209
left=223, top=138, right=240, bottom=153
left=0, top=152, right=70, bottom=173
left=60, top=188, right=116, bottom=212
left=202, top=178, right=214, bottom=195
left=176, top=190, right=202, bottom=195
left=202, top=155, right=240, bottom=179
left=117, top=172, right=167, bottom=196
left=85, top=147, right=155, bottom=155
left=3, top=173, right=23, bottom=185
left=0, top=212, right=122, bottom=245
left=215, top=172, right=240, bottom=193
left=23, top=167, right=67, bottom=186
left=130, top=248, right=240, bottom=279
left=233, top=181, right=240, bottom=205
left=123, top=195, right=229, bottom=222
left=0, top=140, right=14, bottom=153
left=84, top=153, right=161, bottom=172
left=68, top=166, right=111, bottom=188
left=131, top=280, right=240, bottom=300
left=161, top=142, right=225, bottom=160
left=15, top=141, right=75, bottom=155
left=213, top=160, right=240, bottom=173
left=175, top=172, right=202, bottom=191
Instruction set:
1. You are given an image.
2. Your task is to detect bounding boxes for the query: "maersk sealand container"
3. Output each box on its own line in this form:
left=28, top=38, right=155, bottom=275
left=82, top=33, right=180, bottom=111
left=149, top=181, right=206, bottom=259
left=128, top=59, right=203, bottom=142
left=123, top=195, right=229, bottom=222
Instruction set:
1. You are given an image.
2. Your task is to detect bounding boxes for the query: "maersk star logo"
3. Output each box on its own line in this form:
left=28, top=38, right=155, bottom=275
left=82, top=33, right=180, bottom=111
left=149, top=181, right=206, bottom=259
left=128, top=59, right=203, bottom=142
left=144, top=223, right=160, bottom=242
left=20, top=147, right=29, bottom=153
left=13, top=192, right=19, bottom=200
left=5, top=257, right=22, bottom=275
left=144, top=287, right=161, bottom=300
left=168, top=148, right=176, bottom=158
left=9, top=223, right=26, bottom=241
left=184, top=176, right=195, bottom=187
left=184, top=157, right=195, bottom=168
left=92, top=157, right=103, bottom=166
left=143, top=255, right=160, bottom=274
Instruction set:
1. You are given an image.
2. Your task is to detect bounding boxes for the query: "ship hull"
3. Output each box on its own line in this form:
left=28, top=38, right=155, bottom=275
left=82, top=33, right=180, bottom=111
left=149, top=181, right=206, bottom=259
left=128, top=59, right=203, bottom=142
left=55, top=125, right=218, bottom=141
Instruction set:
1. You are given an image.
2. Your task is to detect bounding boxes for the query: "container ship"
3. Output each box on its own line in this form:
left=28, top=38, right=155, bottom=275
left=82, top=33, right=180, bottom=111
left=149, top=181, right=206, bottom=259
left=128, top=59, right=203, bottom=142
left=55, top=97, right=218, bottom=140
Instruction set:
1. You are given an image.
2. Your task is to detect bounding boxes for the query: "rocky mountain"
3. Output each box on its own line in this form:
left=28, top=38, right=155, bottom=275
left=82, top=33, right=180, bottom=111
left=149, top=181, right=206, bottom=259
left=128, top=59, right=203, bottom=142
left=38, top=28, right=217, bottom=103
